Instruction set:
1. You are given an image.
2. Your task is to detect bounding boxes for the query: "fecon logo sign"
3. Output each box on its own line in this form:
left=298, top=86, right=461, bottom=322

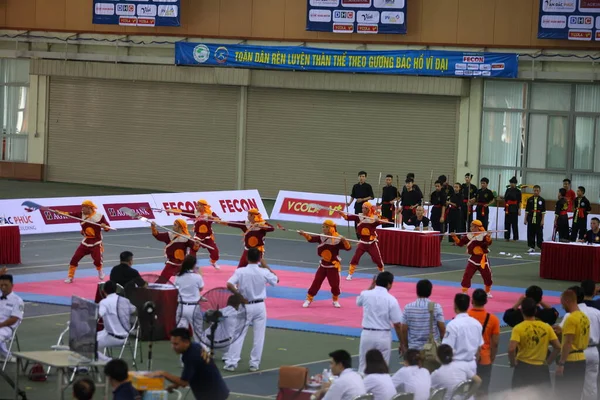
left=463, top=56, right=485, bottom=63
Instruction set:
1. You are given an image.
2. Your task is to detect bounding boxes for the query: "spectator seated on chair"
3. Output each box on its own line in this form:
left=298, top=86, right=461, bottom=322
left=110, top=251, right=146, bottom=289
left=0, top=274, right=24, bottom=359
left=430, top=345, right=481, bottom=400
left=97, top=281, right=136, bottom=356
left=391, top=349, right=431, bottom=400
left=312, top=349, right=366, bottom=400
left=104, top=359, right=141, bottom=400
left=73, top=377, right=96, bottom=400
left=362, top=349, right=396, bottom=400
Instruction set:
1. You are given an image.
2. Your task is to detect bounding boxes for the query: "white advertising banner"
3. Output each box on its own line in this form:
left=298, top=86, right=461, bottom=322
left=272, top=190, right=599, bottom=242
left=0, top=190, right=268, bottom=235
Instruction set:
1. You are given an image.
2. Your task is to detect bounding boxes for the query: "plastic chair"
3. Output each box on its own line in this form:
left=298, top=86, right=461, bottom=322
left=1, top=325, right=22, bottom=371
left=450, top=379, right=475, bottom=400
left=104, top=316, right=143, bottom=370
left=351, top=394, right=374, bottom=400
left=391, top=393, right=414, bottom=400
left=429, top=388, right=447, bottom=400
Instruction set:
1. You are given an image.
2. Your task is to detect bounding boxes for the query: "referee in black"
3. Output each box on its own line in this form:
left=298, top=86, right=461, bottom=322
left=347, top=171, right=374, bottom=239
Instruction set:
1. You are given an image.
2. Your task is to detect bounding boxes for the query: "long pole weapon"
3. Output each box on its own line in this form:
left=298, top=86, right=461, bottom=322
left=495, top=173, right=502, bottom=240
left=343, top=172, right=350, bottom=235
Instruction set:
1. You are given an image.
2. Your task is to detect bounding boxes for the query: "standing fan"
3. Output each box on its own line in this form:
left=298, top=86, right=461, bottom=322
left=193, top=288, right=247, bottom=356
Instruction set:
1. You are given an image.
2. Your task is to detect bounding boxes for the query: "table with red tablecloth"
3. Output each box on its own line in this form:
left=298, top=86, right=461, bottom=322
left=540, top=242, right=600, bottom=281
left=0, top=225, right=21, bottom=264
left=94, top=283, right=178, bottom=341
left=376, top=228, right=441, bottom=267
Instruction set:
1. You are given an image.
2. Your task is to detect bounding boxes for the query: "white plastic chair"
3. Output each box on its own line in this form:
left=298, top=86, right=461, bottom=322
left=391, top=393, right=415, bottom=400
left=450, top=379, right=475, bottom=400
left=104, top=316, right=143, bottom=369
left=429, top=388, right=447, bottom=400
left=351, top=394, right=374, bottom=400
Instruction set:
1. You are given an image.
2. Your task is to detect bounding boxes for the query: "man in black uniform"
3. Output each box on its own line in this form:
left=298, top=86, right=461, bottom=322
left=437, top=175, right=454, bottom=234
left=406, top=206, right=430, bottom=229
left=524, top=185, right=546, bottom=252
left=475, top=177, right=495, bottom=230
left=401, top=173, right=423, bottom=200
left=503, top=285, right=559, bottom=327
left=503, top=176, right=522, bottom=241
left=555, top=188, right=570, bottom=241
left=430, top=180, right=446, bottom=234
left=347, top=171, right=374, bottom=239
left=377, top=174, right=399, bottom=228
left=461, top=173, right=478, bottom=232
left=570, top=186, right=592, bottom=242
left=447, top=182, right=463, bottom=242
left=399, top=178, right=422, bottom=227
left=580, top=217, right=600, bottom=244
left=109, top=251, right=146, bottom=289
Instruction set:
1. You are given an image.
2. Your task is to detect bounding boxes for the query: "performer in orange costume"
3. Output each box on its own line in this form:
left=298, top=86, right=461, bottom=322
left=64, top=200, right=111, bottom=283
left=341, top=202, right=386, bottom=281
left=152, top=219, right=199, bottom=283
left=221, top=209, right=274, bottom=268
left=451, top=220, right=494, bottom=298
left=300, top=220, right=352, bottom=308
left=189, top=199, right=221, bottom=270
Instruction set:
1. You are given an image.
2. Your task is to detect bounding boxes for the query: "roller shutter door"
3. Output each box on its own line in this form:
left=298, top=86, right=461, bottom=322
left=245, top=87, right=459, bottom=198
left=47, top=77, right=239, bottom=192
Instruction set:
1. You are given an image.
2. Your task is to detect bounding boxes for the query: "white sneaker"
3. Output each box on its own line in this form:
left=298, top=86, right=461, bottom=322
left=211, top=261, right=220, bottom=270
left=302, top=300, right=311, bottom=308
left=333, top=301, right=341, bottom=308
left=249, top=366, right=259, bottom=372
left=346, top=274, right=353, bottom=281
left=527, top=248, right=535, bottom=253
left=98, top=270, right=105, bottom=281
left=223, top=365, right=236, bottom=372
left=64, top=277, right=73, bottom=283
left=486, top=292, right=493, bottom=299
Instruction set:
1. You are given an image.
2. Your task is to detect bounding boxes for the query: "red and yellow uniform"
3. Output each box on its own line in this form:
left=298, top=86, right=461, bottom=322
left=66, top=200, right=110, bottom=282
left=153, top=219, right=199, bottom=282
left=451, top=220, right=493, bottom=294
left=225, top=209, right=274, bottom=268
left=342, top=203, right=385, bottom=279
left=189, top=199, right=220, bottom=266
left=303, top=220, right=352, bottom=307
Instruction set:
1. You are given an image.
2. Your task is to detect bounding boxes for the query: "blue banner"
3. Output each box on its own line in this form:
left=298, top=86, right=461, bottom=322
left=306, top=0, right=407, bottom=34
left=175, top=43, right=519, bottom=78
left=538, top=0, right=600, bottom=41
left=93, top=0, right=181, bottom=27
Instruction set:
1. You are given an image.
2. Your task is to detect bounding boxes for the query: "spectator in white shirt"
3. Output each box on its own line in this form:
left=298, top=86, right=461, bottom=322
left=363, top=349, right=397, bottom=400
left=174, top=255, right=204, bottom=340
left=225, top=248, right=278, bottom=372
left=431, top=344, right=481, bottom=400
left=391, top=349, right=431, bottom=400
left=357, top=271, right=404, bottom=373
left=442, top=293, right=483, bottom=375
left=96, top=280, right=136, bottom=355
left=0, top=274, right=24, bottom=359
left=313, top=350, right=366, bottom=400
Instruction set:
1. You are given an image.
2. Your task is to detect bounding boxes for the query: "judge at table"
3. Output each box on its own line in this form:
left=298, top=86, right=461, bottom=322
left=406, top=206, right=430, bottom=230
left=580, top=217, right=600, bottom=245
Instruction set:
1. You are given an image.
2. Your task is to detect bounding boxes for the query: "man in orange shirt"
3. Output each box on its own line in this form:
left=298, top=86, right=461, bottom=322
left=468, top=288, right=499, bottom=399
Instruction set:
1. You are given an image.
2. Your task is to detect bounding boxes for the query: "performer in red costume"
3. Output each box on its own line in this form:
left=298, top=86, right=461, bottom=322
left=221, top=209, right=274, bottom=268
left=451, top=220, right=494, bottom=298
left=64, top=200, right=111, bottom=283
left=341, top=202, right=386, bottom=281
left=300, top=220, right=352, bottom=308
left=189, top=199, right=221, bottom=270
left=152, top=219, right=199, bottom=283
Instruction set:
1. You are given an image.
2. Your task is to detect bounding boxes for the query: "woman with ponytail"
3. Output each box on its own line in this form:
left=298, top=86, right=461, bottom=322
left=431, top=344, right=481, bottom=400
left=391, top=349, right=431, bottom=400
left=363, top=349, right=396, bottom=400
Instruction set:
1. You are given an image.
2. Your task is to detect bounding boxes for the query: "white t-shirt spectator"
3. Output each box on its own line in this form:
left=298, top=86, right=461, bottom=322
left=391, top=365, right=431, bottom=400
left=323, top=368, right=366, bottom=400
left=363, top=373, right=396, bottom=400
left=431, top=362, right=474, bottom=400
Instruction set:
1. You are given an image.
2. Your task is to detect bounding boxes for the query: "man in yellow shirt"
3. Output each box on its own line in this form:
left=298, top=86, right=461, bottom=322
left=508, top=297, right=561, bottom=392
left=554, top=289, right=590, bottom=399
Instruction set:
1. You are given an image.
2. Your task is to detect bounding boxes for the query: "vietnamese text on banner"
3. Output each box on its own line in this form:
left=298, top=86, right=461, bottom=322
left=306, top=0, right=407, bottom=35
left=537, top=0, right=600, bottom=41
left=175, top=43, right=519, bottom=78
left=93, top=0, right=181, bottom=27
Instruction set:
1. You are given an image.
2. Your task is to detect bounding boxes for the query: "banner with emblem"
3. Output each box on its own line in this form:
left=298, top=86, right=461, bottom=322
left=175, top=42, right=519, bottom=78
left=306, top=0, right=407, bottom=34
left=93, top=0, right=181, bottom=27
left=538, top=0, right=600, bottom=41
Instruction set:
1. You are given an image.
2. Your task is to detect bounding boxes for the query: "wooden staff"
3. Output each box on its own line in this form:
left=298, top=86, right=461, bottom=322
left=395, top=174, right=401, bottom=228
left=276, top=224, right=362, bottom=243
left=427, top=170, right=434, bottom=215
left=343, top=172, right=350, bottom=234
left=495, top=173, right=502, bottom=240
left=21, top=201, right=117, bottom=230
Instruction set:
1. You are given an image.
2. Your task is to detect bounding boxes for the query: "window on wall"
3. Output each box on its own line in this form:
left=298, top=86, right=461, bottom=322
left=481, top=81, right=600, bottom=203
left=0, top=59, right=30, bottom=162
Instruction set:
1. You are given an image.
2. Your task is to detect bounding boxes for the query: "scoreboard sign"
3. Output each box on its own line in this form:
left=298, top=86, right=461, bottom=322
left=93, top=0, right=181, bottom=27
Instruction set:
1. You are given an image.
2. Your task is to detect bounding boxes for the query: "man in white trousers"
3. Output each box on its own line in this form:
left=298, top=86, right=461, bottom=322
left=356, top=271, right=403, bottom=373
left=225, top=248, right=278, bottom=372
left=560, top=286, right=600, bottom=400
left=0, top=274, right=23, bottom=361
left=97, top=281, right=136, bottom=356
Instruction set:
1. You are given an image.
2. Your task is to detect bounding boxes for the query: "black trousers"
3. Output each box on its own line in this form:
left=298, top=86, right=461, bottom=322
left=557, top=217, right=570, bottom=241
left=401, top=209, right=414, bottom=227
left=381, top=204, right=394, bottom=228
left=570, top=219, right=587, bottom=241
left=555, top=360, right=586, bottom=400
left=504, top=212, right=519, bottom=240
left=431, top=207, right=443, bottom=232
left=448, top=209, right=462, bottom=243
left=477, top=209, right=489, bottom=230
left=527, top=223, right=543, bottom=249
left=476, top=363, right=492, bottom=398
left=511, top=361, right=550, bottom=390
